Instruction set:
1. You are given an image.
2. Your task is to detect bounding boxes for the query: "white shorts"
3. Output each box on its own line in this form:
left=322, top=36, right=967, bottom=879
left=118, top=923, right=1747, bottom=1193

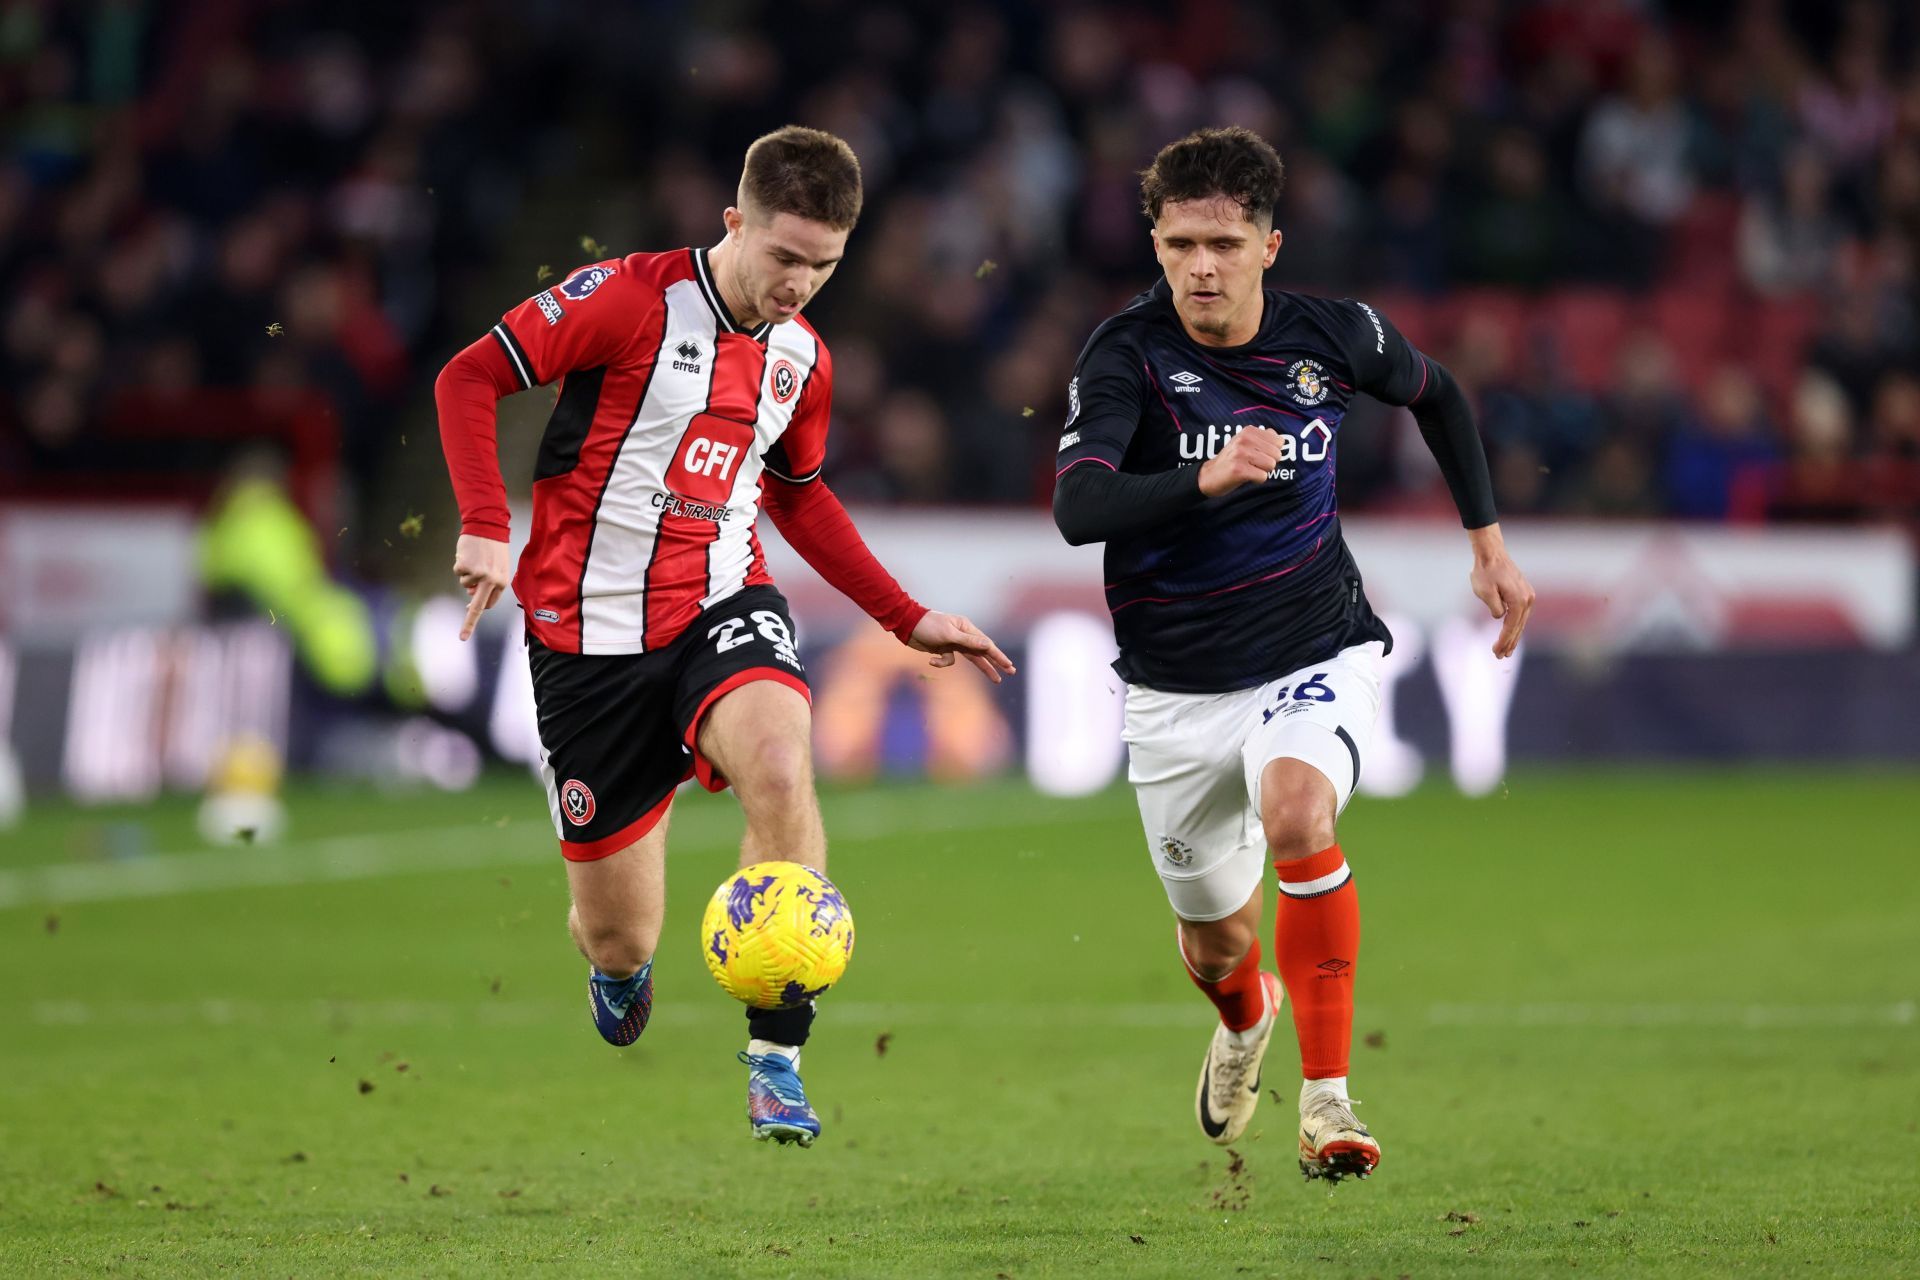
left=1122, top=642, right=1384, bottom=923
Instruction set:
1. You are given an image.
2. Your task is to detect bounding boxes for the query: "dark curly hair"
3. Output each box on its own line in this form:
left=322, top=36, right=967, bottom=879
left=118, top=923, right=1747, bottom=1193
left=1139, top=126, right=1286, bottom=226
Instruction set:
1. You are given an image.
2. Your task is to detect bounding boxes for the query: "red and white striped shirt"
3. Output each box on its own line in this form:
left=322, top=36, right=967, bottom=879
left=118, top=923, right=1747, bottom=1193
left=436, top=247, right=925, bottom=655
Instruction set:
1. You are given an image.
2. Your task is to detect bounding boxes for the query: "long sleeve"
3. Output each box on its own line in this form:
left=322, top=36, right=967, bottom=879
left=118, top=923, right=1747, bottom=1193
left=433, top=335, right=521, bottom=539
left=761, top=474, right=928, bottom=642
left=1406, top=355, right=1498, bottom=529
left=1339, top=298, right=1499, bottom=531
left=1052, top=458, right=1205, bottom=546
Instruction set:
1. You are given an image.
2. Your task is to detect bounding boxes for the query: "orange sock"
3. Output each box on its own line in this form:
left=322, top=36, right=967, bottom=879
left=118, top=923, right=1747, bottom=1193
left=1180, top=934, right=1268, bottom=1032
left=1273, top=844, right=1359, bottom=1079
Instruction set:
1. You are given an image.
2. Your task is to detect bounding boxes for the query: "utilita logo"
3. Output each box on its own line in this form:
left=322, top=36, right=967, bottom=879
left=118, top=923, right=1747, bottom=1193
left=1179, top=419, right=1333, bottom=479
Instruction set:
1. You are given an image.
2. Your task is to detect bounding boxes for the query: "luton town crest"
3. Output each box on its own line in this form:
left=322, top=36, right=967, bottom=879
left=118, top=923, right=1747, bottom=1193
left=1286, top=357, right=1331, bottom=406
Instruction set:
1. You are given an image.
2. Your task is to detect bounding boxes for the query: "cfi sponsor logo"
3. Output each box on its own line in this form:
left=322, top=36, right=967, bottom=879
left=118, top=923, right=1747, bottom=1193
left=1160, top=834, right=1195, bottom=867
left=1286, top=357, right=1331, bottom=406
left=770, top=358, right=799, bottom=404
left=560, top=779, right=596, bottom=826
left=651, top=491, right=732, bottom=521
left=535, top=290, right=564, bottom=325
left=558, top=263, right=616, bottom=301
left=1169, top=370, right=1204, bottom=393
left=1058, top=430, right=1081, bottom=452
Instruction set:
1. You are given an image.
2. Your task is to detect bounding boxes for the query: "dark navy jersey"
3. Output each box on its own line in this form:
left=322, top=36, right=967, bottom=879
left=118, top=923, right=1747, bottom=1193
left=1057, top=278, right=1432, bottom=693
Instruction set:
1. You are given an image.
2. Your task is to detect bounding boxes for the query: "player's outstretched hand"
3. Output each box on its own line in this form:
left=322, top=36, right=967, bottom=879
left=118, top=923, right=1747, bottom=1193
left=908, top=611, right=1017, bottom=683
left=1198, top=426, right=1287, bottom=497
left=1467, top=524, right=1535, bottom=659
left=453, top=533, right=513, bottom=641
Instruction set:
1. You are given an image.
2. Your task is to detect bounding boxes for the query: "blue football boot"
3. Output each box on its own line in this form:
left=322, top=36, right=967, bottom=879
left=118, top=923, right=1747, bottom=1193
left=740, top=1050, right=820, bottom=1146
left=587, top=961, right=653, bottom=1046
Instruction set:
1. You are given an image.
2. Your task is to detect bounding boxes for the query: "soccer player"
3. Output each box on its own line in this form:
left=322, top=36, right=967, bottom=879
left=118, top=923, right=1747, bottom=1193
left=435, top=126, right=1014, bottom=1147
left=1052, top=128, right=1534, bottom=1182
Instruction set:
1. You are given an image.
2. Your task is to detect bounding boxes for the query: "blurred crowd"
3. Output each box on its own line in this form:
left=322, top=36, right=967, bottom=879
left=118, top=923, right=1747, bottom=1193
left=4, top=0, right=1919, bottom=544
left=1, top=0, right=532, bottom=522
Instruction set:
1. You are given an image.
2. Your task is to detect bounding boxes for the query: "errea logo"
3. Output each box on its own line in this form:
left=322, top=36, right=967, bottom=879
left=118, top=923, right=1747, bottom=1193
left=1169, top=370, right=1204, bottom=393
left=672, top=339, right=702, bottom=374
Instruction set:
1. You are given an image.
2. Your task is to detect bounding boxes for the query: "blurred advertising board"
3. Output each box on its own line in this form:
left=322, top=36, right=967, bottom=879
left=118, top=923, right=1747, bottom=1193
left=0, top=505, right=198, bottom=641
left=761, top=512, right=1915, bottom=655
left=1, top=507, right=1914, bottom=809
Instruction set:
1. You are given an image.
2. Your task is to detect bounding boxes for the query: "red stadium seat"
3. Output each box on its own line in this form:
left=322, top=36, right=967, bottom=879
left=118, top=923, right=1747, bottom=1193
left=1745, top=294, right=1822, bottom=405
left=1364, top=292, right=1435, bottom=352
left=1647, top=288, right=1734, bottom=393
left=1447, top=288, right=1530, bottom=373
left=1539, top=289, right=1632, bottom=393
left=1666, top=192, right=1743, bottom=292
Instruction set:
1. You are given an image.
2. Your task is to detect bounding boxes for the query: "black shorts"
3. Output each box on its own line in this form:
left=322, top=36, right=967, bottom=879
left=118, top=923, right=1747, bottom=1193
left=528, top=585, right=810, bottom=860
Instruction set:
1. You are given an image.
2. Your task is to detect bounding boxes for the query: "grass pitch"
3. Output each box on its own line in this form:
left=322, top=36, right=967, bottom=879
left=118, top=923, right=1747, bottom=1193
left=0, top=768, right=1915, bottom=1277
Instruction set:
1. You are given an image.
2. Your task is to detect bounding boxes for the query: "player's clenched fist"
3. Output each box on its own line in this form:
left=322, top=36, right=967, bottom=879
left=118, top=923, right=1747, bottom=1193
left=1197, top=426, right=1288, bottom=497
left=453, top=533, right=512, bottom=640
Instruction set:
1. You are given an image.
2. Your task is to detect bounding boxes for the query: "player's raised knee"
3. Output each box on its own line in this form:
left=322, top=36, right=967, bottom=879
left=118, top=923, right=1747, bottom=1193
left=1181, top=927, right=1254, bottom=981
left=1259, top=764, right=1337, bottom=861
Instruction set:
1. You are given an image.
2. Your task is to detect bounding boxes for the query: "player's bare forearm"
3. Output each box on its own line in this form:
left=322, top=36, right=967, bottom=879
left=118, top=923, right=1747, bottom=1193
left=1466, top=523, right=1535, bottom=659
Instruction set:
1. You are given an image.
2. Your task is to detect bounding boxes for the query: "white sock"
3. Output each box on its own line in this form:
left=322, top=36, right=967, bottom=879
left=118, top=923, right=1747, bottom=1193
left=749, top=1038, right=800, bottom=1068
left=1221, top=1003, right=1273, bottom=1049
left=1301, top=1076, right=1349, bottom=1109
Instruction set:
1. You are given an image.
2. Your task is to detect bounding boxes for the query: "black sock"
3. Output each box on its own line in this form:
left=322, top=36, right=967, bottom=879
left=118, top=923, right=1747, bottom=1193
left=747, top=1001, right=815, bottom=1047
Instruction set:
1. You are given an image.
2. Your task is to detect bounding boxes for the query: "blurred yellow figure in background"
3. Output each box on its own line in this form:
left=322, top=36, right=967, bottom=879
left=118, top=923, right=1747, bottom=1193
left=196, top=733, right=287, bottom=846
left=198, top=474, right=377, bottom=698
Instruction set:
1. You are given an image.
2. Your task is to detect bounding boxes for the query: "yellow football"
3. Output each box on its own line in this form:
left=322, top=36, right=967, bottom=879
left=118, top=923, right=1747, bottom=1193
left=700, top=861, right=855, bottom=1008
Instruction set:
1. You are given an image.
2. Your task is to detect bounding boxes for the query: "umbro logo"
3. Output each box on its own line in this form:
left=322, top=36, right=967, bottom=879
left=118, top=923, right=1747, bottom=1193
left=1316, top=958, right=1351, bottom=975
left=672, top=339, right=703, bottom=374
left=1170, top=370, right=1204, bottom=393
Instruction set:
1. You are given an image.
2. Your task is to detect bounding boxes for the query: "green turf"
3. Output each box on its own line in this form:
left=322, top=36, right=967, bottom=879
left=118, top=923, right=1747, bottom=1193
left=1, top=768, right=1915, bottom=1277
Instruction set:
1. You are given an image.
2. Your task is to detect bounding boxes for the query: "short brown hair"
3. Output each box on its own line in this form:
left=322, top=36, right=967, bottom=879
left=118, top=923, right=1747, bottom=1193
left=739, top=126, right=864, bottom=230
left=1139, top=126, right=1286, bottom=226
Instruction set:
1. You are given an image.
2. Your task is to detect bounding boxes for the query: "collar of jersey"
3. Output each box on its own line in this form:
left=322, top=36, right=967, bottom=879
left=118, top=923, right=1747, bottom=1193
left=1150, top=276, right=1282, bottom=356
left=693, top=247, right=774, bottom=343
